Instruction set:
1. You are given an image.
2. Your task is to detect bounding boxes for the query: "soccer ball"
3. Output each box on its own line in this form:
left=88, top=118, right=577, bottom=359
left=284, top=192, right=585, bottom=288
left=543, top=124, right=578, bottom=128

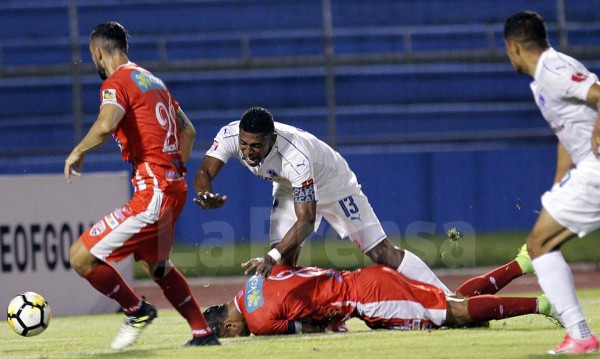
left=7, top=292, right=51, bottom=337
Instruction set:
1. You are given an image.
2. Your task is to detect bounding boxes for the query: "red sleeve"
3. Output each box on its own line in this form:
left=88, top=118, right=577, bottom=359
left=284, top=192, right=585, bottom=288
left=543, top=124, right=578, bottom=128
left=100, top=77, right=130, bottom=112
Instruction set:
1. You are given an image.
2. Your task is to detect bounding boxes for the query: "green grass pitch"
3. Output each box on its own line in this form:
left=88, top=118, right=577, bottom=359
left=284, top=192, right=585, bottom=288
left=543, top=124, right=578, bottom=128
left=1, top=289, right=599, bottom=358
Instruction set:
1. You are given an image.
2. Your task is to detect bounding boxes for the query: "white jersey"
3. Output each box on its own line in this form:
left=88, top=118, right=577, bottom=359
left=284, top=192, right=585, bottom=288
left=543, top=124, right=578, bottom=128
left=206, top=121, right=360, bottom=203
left=530, top=47, right=599, bottom=165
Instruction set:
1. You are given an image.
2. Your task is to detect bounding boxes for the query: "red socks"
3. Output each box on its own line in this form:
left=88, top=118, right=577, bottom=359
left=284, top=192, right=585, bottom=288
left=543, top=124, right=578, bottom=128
left=467, top=295, right=538, bottom=322
left=456, top=260, right=524, bottom=297
left=82, top=261, right=141, bottom=314
left=155, top=267, right=211, bottom=336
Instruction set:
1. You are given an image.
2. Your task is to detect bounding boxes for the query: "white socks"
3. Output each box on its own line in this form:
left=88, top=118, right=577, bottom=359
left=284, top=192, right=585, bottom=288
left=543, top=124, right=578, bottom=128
left=397, top=250, right=453, bottom=295
left=532, top=251, right=590, bottom=340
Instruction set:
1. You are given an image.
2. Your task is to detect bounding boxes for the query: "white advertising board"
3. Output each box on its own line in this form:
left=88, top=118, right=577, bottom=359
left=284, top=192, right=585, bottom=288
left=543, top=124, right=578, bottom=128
left=0, top=172, right=133, bottom=318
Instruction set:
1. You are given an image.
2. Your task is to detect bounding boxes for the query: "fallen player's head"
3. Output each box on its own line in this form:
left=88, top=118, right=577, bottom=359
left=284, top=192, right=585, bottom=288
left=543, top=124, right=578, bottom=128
left=203, top=302, right=250, bottom=338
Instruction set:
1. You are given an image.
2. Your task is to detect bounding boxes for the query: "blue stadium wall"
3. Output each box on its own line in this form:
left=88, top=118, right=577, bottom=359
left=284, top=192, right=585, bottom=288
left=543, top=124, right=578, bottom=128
left=0, top=141, right=556, bottom=245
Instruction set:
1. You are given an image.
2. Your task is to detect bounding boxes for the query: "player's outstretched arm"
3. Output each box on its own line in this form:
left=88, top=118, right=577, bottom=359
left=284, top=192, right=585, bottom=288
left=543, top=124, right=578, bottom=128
left=193, top=156, right=227, bottom=209
left=251, top=200, right=316, bottom=278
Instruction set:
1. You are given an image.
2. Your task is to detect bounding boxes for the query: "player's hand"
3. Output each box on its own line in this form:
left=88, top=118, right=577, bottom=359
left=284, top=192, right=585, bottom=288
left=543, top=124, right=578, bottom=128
left=193, top=191, right=227, bottom=209
left=241, top=257, right=264, bottom=275
left=592, top=118, right=600, bottom=158
left=64, top=150, right=84, bottom=183
left=255, top=254, right=276, bottom=279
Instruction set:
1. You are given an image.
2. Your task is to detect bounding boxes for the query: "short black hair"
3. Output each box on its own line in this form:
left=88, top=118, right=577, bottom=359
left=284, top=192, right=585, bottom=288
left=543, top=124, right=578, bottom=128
left=90, top=21, right=129, bottom=54
left=239, top=107, right=275, bottom=136
left=203, top=304, right=228, bottom=337
left=504, top=11, right=550, bottom=50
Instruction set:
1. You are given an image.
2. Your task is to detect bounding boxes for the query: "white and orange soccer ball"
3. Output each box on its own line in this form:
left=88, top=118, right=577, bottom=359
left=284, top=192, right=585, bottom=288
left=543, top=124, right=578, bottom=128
left=7, top=292, right=51, bottom=337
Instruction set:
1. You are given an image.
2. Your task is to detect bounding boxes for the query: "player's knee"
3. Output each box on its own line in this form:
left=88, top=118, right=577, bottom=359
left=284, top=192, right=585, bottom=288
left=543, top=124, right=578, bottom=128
left=365, top=240, right=401, bottom=267
left=68, top=239, right=96, bottom=275
left=149, top=260, right=173, bottom=280
left=445, top=298, right=469, bottom=327
left=526, top=234, right=550, bottom=258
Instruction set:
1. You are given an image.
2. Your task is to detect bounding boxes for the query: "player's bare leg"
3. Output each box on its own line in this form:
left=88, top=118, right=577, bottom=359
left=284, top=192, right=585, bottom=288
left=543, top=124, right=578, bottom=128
left=69, top=239, right=99, bottom=275
left=528, top=209, right=598, bottom=354
left=365, top=239, right=452, bottom=295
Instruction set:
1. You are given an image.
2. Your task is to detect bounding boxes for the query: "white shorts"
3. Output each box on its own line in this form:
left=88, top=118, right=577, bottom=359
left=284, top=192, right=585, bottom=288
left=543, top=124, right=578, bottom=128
left=541, top=155, right=600, bottom=237
left=270, top=191, right=387, bottom=252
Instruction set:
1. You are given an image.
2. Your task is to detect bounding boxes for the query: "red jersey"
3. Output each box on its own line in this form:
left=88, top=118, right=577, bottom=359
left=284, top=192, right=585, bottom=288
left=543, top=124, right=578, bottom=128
left=99, top=63, right=187, bottom=186
left=234, top=265, right=447, bottom=335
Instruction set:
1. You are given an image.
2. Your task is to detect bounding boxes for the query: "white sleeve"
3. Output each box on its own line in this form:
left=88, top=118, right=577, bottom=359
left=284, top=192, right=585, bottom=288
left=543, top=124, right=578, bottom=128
left=280, top=147, right=313, bottom=188
left=205, top=125, right=239, bottom=164
left=559, top=70, right=598, bottom=101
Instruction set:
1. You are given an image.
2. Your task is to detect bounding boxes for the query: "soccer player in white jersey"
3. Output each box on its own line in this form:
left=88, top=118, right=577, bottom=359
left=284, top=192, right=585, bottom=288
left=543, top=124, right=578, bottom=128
left=193, top=106, right=452, bottom=295
left=504, top=11, right=600, bottom=354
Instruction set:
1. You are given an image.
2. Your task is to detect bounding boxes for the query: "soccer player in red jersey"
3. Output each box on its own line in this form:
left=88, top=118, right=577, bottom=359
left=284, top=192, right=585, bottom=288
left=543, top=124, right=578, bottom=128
left=203, top=262, right=559, bottom=337
left=64, top=22, right=219, bottom=349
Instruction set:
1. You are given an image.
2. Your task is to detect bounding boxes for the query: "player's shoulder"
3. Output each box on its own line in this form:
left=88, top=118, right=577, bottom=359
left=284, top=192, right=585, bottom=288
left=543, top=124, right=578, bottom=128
left=274, top=122, right=311, bottom=145
left=217, top=121, right=240, bottom=139
left=274, top=122, right=304, bottom=135
left=537, top=49, right=588, bottom=81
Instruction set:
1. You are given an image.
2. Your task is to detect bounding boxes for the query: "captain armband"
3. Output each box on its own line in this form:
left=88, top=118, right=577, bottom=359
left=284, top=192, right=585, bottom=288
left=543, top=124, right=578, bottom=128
left=293, top=181, right=316, bottom=203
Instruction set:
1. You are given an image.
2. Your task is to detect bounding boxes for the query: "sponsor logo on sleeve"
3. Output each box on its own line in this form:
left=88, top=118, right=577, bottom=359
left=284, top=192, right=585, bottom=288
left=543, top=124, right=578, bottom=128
left=102, top=89, right=117, bottom=105
left=209, top=140, right=219, bottom=152
left=571, top=72, right=588, bottom=82
left=245, top=276, right=264, bottom=313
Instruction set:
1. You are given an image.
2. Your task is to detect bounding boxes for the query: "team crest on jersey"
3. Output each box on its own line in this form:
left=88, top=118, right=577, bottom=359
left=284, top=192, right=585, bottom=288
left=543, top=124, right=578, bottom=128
left=89, top=220, right=106, bottom=236
left=538, top=94, right=546, bottom=110
left=245, top=276, right=264, bottom=313
left=266, top=169, right=279, bottom=178
left=131, top=70, right=167, bottom=92
left=102, top=89, right=117, bottom=105
left=571, top=72, right=588, bottom=82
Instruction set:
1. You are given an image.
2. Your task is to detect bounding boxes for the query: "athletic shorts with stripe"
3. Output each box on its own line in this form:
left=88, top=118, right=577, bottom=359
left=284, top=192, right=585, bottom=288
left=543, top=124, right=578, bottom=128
left=270, top=191, right=387, bottom=253
left=80, top=162, right=186, bottom=263
left=352, top=265, right=447, bottom=330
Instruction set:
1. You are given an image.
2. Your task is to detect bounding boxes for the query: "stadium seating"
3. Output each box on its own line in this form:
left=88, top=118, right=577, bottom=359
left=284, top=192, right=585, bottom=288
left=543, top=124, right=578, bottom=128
left=1, top=61, right=568, bottom=154
left=1, top=0, right=596, bottom=66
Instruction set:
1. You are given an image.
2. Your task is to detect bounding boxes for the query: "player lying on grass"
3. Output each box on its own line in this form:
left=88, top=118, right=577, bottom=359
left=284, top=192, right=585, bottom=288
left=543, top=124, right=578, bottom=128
left=202, top=250, right=559, bottom=337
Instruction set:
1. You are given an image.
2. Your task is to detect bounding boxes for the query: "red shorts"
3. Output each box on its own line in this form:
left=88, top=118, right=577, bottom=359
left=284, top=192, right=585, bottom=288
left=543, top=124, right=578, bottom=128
left=81, top=163, right=187, bottom=263
left=353, top=265, right=447, bottom=330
